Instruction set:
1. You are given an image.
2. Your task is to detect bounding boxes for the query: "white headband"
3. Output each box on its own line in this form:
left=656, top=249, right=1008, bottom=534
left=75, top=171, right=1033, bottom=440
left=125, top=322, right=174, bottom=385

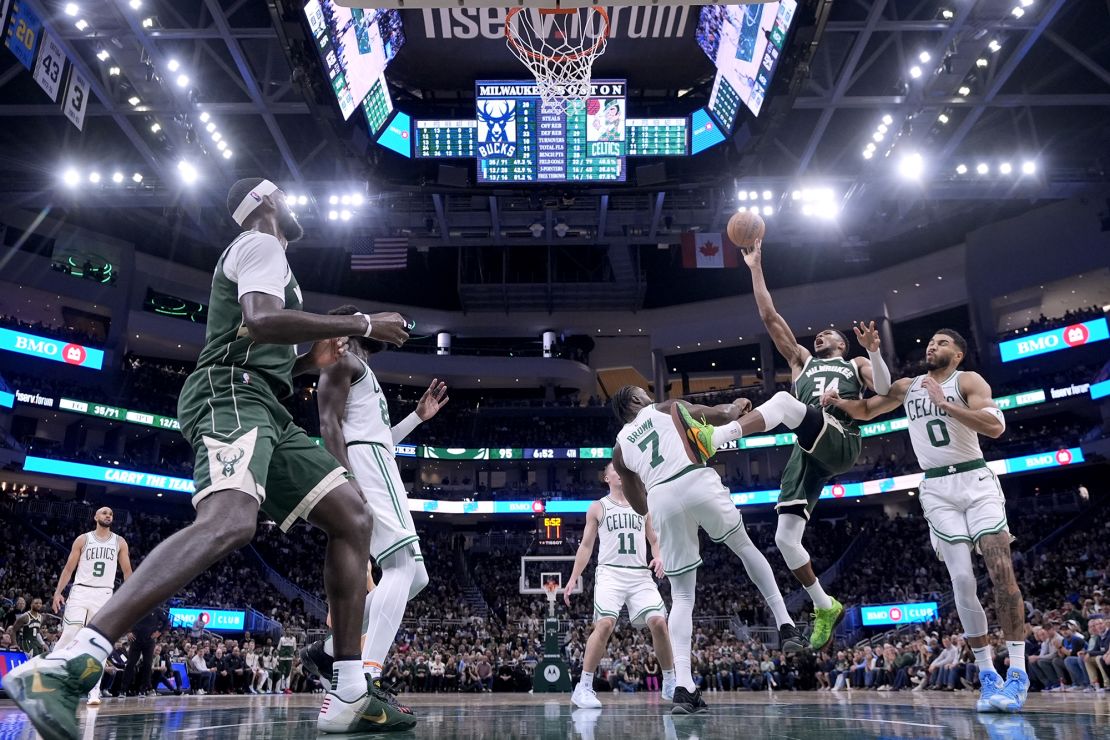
left=232, top=179, right=280, bottom=227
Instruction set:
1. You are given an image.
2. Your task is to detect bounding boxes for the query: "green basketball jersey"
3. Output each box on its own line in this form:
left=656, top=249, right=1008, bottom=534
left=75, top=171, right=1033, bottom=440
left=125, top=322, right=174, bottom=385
left=195, top=232, right=303, bottom=399
left=18, top=613, right=44, bottom=655
left=793, top=355, right=863, bottom=431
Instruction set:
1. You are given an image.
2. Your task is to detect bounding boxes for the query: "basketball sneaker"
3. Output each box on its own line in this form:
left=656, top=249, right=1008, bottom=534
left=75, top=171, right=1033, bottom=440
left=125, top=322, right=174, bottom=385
left=2, top=652, right=104, bottom=740
left=372, top=677, right=414, bottom=715
left=977, top=670, right=1005, bottom=712
left=662, top=674, right=677, bottom=701
left=671, top=403, right=716, bottom=464
left=989, top=669, right=1030, bottom=713
left=317, top=679, right=416, bottom=734
left=670, top=686, right=708, bottom=715
left=809, top=597, right=845, bottom=650
left=572, top=682, right=602, bottom=708
left=86, top=683, right=102, bottom=706
left=779, top=623, right=809, bottom=653
left=299, top=640, right=334, bottom=691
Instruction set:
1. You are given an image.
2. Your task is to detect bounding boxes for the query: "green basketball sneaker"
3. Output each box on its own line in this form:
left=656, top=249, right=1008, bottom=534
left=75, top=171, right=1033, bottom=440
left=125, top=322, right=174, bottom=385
left=809, top=597, right=845, bottom=651
left=2, top=652, right=104, bottom=740
left=671, top=403, right=716, bottom=464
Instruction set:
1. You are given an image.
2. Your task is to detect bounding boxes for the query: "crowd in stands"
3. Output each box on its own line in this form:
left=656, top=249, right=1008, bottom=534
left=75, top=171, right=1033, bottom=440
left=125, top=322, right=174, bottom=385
left=0, top=314, right=103, bottom=347
left=999, top=305, right=1106, bottom=340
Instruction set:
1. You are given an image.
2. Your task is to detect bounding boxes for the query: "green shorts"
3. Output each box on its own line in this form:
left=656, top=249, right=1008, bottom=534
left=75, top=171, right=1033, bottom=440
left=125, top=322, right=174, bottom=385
left=776, top=412, right=862, bottom=520
left=179, top=366, right=347, bottom=532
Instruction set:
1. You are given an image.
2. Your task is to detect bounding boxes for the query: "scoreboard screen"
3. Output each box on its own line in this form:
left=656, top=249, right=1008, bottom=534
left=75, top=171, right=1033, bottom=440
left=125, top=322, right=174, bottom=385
left=707, top=75, right=741, bottom=133
left=690, top=107, right=727, bottom=154
left=361, top=73, right=393, bottom=136
left=474, top=79, right=627, bottom=183
left=416, top=120, right=477, bottom=159
left=303, top=1, right=404, bottom=120
left=627, top=118, right=688, bottom=156
left=697, top=1, right=798, bottom=118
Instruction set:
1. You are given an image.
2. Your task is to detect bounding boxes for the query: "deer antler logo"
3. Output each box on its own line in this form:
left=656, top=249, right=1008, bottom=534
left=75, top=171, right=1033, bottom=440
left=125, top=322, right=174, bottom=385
left=477, top=101, right=517, bottom=158
left=216, top=447, right=245, bottom=478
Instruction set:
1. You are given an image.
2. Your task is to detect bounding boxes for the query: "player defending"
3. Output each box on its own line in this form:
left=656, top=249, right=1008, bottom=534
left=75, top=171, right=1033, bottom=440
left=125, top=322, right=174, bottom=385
left=610, top=386, right=804, bottom=715
left=565, top=462, right=676, bottom=708
left=51, top=507, right=133, bottom=705
left=706, top=241, right=894, bottom=650
left=301, top=315, right=448, bottom=716
left=822, top=329, right=1029, bottom=713
left=10, top=599, right=48, bottom=658
left=2, top=178, right=416, bottom=738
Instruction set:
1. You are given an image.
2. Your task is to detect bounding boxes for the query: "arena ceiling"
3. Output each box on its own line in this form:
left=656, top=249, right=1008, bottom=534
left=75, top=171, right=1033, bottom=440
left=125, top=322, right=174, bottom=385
left=0, top=0, right=1107, bottom=312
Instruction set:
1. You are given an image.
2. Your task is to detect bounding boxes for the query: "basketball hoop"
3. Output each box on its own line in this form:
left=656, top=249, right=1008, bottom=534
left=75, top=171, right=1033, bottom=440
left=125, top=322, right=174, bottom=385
left=543, top=580, right=559, bottom=604
left=505, top=6, right=610, bottom=113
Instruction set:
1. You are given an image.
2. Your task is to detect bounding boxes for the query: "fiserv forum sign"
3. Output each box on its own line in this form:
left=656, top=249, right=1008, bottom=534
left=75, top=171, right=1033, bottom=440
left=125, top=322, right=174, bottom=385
left=0, top=328, right=104, bottom=370
left=998, top=317, right=1108, bottom=363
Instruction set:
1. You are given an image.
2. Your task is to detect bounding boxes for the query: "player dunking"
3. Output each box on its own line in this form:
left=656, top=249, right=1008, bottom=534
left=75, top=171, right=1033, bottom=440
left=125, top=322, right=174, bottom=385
left=3, top=178, right=415, bottom=738
left=565, top=462, right=676, bottom=708
left=610, top=386, right=804, bottom=715
left=301, top=310, right=449, bottom=717
left=51, top=507, right=133, bottom=706
left=822, top=328, right=1030, bottom=713
left=681, top=241, right=892, bottom=651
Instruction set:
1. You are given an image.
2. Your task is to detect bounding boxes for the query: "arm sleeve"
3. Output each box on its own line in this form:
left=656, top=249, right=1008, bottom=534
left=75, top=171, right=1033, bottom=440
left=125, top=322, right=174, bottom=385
left=223, top=232, right=290, bottom=303
left=866, top=350, right=892, bottom=395
left=390, top=411, right=423, bottom=445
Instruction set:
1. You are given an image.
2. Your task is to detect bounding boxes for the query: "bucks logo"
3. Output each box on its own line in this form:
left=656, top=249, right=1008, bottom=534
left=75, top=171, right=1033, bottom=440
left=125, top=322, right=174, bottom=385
left=216, top=447, right=245, bottom=477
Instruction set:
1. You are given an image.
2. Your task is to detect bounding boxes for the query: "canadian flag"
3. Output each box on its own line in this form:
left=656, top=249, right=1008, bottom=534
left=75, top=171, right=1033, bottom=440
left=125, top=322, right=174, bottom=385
left=681, top=231, right=739, bottom=269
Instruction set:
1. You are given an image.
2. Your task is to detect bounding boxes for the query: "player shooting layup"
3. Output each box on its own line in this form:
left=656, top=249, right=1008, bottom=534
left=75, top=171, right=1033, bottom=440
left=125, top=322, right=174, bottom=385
left=565, top=462, right=676, bottom=708
left=822, top=328, right=1030, bottom=714
left=51, top=507, right=133, bottom=706
left=610, top=386, right=804, bottom=715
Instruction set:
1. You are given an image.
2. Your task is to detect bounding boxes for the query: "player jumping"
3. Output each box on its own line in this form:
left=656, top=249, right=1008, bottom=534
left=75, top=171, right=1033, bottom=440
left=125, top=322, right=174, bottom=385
left=610, top=386, right=804, bottom=715
left=565, top=462, right=676, bottom=708
left=822, top=328, right=1029, bottom=713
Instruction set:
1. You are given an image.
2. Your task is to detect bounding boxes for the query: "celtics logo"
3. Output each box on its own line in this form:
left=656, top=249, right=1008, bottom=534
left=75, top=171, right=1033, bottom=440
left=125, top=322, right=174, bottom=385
left=216, top=447, right=245, bottom=477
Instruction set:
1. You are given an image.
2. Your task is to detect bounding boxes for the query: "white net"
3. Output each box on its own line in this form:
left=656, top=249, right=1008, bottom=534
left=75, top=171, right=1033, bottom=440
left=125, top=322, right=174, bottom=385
left=505, top=7, right=610, bottom=114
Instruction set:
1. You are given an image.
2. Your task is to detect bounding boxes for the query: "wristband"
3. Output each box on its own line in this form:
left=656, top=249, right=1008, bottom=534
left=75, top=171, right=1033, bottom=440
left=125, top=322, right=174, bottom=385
left=354, top=312, right=373, bottom=338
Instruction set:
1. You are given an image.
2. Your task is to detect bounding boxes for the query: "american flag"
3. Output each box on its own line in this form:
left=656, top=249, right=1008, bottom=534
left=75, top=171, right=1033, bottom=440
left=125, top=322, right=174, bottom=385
left=350, top=236, right=409, bottom=271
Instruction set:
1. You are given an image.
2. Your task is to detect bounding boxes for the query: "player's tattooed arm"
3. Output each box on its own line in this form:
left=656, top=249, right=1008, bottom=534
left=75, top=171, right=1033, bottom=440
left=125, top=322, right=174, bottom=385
left=822, top=377, right=910, bottom=420
left=742, top=241, right=810, bottom=371
left=612, top=446, right=649, bottom=516
left=564, top=501, right=601, bottom=607
left=316, top=354, right=361, bottom=476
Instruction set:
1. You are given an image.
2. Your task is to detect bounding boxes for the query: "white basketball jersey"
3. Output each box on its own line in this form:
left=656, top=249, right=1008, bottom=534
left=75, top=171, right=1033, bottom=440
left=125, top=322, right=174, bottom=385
left=73, top=531, right=119, bottom=589
left=596, top=496, right=648, bottom=570
left=340, top=356, right=394, bottom=453
left=903, top=371, right=985, bottom=470
left=617, top=405, right=695, bottom=491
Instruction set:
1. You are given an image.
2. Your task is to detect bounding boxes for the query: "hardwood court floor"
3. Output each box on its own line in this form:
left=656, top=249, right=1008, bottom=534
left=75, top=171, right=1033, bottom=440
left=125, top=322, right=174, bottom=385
left=1, top=690, right=1106, bottom=738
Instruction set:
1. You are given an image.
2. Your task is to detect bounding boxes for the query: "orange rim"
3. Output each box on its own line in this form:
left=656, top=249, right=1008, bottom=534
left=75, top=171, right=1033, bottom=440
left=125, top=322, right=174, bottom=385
left=505, top=7, right=610, bottom=64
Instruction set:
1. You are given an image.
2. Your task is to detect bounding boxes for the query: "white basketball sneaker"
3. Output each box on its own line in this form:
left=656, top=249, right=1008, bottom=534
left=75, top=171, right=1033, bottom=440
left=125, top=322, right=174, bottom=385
left=662, top=675, right=677, bottom=701
left=317, top=685, right=416, bottom=734
left=87, top=684, right=102, bottom=706
left=572, top=683, right=602, bottom=709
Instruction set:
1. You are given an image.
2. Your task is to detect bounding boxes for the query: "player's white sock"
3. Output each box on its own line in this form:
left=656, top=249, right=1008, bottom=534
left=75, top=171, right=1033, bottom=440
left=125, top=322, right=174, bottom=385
left=711, top=421, right=743, bottom=447
left=1006, top=641, right=1026, bottom=673
left=722, top=528, right=794, bottom=627
left=51, top=627, right=111, bottom=663
left=668, top=571, right=697, bottom=692
left=362, top=550, right=419, bottom=678
left=804, top=579, right=834, bottom=611
left=663, top=669, right=676, bottom=682
left=972, top=645, right=994, bottom=675
left=332, top=659, right=365, bottom=701
left=580, top=671, right=594, bottom=688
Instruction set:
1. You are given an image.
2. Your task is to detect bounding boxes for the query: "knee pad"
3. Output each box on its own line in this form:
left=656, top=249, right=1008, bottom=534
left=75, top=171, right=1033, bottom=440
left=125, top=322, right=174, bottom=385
left=774, top=514, right=811, bottom=571
left=758, top=391, right=808, bottom=431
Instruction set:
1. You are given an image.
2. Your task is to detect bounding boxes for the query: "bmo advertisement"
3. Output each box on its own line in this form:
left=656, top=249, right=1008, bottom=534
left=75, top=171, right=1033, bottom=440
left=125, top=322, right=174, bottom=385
left=998, top=317, right=1109, bottom=363
left=860, top=602, right=940, bottom=627
left=169, top=608, right=246, bottom=632
left=0, top=328, right=105, bottom=370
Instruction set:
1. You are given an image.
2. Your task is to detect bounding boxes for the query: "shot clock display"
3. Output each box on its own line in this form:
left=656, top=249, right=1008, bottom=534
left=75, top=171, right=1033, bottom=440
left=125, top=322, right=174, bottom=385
left=539, top=516, right=564, bottom=547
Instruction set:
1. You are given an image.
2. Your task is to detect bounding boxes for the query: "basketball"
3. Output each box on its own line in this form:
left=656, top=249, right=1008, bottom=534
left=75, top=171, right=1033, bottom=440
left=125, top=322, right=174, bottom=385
left=727, top=210, right=766, bottom=249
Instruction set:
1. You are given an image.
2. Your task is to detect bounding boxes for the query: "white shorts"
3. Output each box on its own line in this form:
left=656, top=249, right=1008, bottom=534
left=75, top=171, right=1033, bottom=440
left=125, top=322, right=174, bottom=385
left=62, top=585, right=113, bottom=631
left=647, top=467, right=744, bottom=577
left=919, top=467, right=1011, bottom=558
left=347, top=442, right=421, bottom=562
left=593, top=566, right=667, bottom=627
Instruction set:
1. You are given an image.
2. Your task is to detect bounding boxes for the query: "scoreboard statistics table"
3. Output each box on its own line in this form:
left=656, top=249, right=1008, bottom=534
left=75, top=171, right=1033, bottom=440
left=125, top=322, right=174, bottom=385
left=474, top=80, right=627, bottom=183
left=627, top=118, right=688, bottom=156
left=416, top=120, right=476, bottom=158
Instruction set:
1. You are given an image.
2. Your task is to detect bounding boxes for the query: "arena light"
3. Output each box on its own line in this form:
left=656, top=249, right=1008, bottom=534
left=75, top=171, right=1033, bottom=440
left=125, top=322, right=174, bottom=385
left=937, top=113, right=949, bottom=124
left=909, top=65, right=923, bottom=79
left=872, top=131, right=884, bottom=142
left=941, top=8, right=954, bottom=20
left=177, top=160, right=198, bottom=185
left=999, top=162, right=1013, bottom=175
left=1011, top=7, right=1024, bottom=18
left=205, top=122, right=216, bottom=133
left=128, top=95, right=141, bottom=107
left=129, top=0, right=141, bottom=8
left=1021, top=160, right=1037, bottom=175
left=111, top=171, right=123, bottom=184
left=211, top=132, right=221, bottom=142
left=167, top=58, right=180, bottom=72
left=64, top=3, right=79, bottom=15
left=62, top=168, right=80, bottom=187
left=216, top=140, right=227, bottom=151
left=881, top=114, right=893, bottom=126
left=222, top=149, right=232, bottom=159
left=175, top=74, right=189, bottom=88
left=328, top=195, right=339, bottom=205
left=298, top=195, right=308, bottom=206
left=862, top=149, right=874, bottom=160
left=877, top=124, right=888, bottom=134
left=748, top=191, right=758, bottom=201
left=328, top=210, right=338, bottom=221
left=737, top=205, right=748, bottom=213
left=96, top=49, right=109, bottom=61
left=918, top=51, right=931, bottom=64
left=976, top=58, right=989, bottom=68
left=761, top=190, right=772, bottom=201
left=351, top=193, right=364, bottom=206
left=762, top=206, right=773, bottom=216
left=737, top=190, right=748, bottom=201
left=989, top=39, right=1002, bottom=53
left=1020, top=0, right=1033, bottom=6
left=150, top=122, right=161, bottom=133
left=132, top=172, right=143, bottom=183
left=898, top=152, right=925, bottom=181
left=957, top=85, right=971, bottom=97
left=199, top=111, right=210, bottom=123
left=976, top=162, right=989, bottom=175
left=74, top=18, right=88, bottom=31
left=88, top=171, right=100, bottom=184
left=142, top=17, right=154, bottom=28
left=956, top=163, right=968, bottom=175
left=108, top=66, right=120, bottom=76
left=340, top=195, right=351, bottom=205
